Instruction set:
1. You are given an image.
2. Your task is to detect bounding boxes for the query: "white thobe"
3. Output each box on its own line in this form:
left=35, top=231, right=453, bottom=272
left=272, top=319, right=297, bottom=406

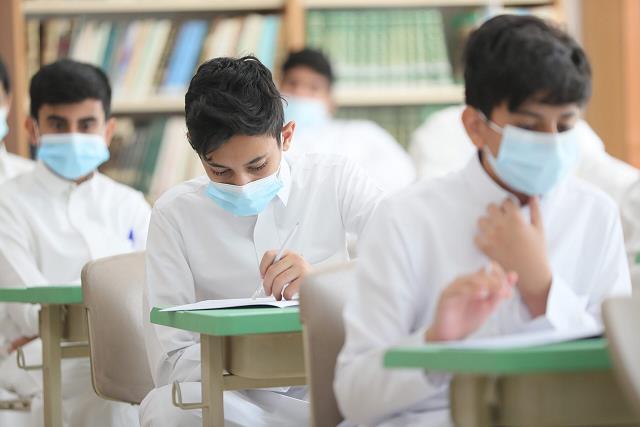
left=140, top=153, right=383, bottom=426
left=0, top=144, right=33, bottom=184
left=0, top=162, right=151, bottom=427
left=335, top=154, right=631, bottom=426
left=287, top=119, right=416, bottom=194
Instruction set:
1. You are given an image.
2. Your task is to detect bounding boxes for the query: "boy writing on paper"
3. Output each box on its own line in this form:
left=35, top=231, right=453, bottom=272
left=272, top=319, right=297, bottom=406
left=335, top=15, right=631, bottom=427
left=140, top=56, right=382, bottom=426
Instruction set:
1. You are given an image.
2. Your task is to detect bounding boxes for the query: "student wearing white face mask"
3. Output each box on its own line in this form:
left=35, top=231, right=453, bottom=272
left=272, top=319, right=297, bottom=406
left=335, top=15, right=631, bottom=427
left=139, top=56, right=382, bottom=426
left=0, top=57, right=33, bottom=183
left=280, top=48, right=416, bottom=194
left=0, top=59, right=150, bottom=427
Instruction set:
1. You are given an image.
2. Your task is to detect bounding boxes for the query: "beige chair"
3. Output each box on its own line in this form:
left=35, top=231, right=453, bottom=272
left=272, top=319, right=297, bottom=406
left=603, top=293, right=640, bottom=417
left=81, top=251, right=154, bottom=405
left=299, top=261, right=356, bottom=427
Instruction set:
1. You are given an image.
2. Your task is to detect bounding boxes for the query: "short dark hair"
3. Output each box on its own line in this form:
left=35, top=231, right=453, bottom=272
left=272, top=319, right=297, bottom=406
left=0, top=57, right=10, bottom=95
left=282, top=48, right=334, bottom=86
left=464, top=14, right=591, bottom=118
left=29, top=59, right=112, bottom=119
left=185, top=56, right=284, bottom=157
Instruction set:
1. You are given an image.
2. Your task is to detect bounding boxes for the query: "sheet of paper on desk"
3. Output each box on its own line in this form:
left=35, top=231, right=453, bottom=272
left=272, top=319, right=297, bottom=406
left=433, top=326, right=604, bottom=350
left=160, top=297, right=299, bottom=312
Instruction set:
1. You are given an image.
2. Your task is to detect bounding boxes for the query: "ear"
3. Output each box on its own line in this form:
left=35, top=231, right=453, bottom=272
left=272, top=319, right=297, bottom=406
left=104, top=117, right=116, bottom=148
left=25, top=116, right=38, bottom=147
left=281, top=120, right=295, bottom=152
left=461, top=106, right=487, bottom=150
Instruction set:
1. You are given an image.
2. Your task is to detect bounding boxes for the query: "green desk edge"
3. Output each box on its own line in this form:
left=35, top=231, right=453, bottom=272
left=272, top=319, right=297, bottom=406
left=0, top=285, right=83, bottom=304
left=384, top=338, right=610, bottom=374
left=150, top=306, right=302, bottom=336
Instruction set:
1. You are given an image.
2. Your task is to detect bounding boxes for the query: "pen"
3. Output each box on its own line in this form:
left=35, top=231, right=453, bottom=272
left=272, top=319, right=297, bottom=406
left=252, top=222, right=300, bottom=299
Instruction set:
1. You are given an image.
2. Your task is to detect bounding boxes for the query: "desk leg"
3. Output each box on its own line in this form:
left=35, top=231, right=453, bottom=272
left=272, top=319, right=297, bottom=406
left=41, top=305, right=63, bottom=427
left=201, top=335, right=224, bottom=427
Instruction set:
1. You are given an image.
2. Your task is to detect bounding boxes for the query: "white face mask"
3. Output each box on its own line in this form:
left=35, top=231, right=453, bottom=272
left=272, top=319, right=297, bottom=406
left=283, top=95, right=330, bottom=128
left=37, top=133, right=110, bottom=180
left=482, top=115, right=580, bottom=195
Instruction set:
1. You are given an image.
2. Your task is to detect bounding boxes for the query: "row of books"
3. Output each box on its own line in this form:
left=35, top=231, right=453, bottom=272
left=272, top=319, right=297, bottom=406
left=26, top=14, right=283, bottom=99
left=100, top=104, right=450, bottom=199
left=306, top=9, right=453, bottom=88
left=100, top=117, right=203, bottom=200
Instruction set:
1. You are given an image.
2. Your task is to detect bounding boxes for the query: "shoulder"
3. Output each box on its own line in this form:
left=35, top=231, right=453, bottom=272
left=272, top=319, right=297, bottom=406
left=152, top=175, right=210, bottom=213
left=560, top=176, right=619, bottom=221
left=94, top=173, right=149, bottom=206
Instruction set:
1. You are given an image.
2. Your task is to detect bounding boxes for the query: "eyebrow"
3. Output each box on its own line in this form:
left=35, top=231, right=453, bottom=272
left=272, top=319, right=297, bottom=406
left=514, top=109, right=577, bottom=119
left=207, top=154, right=267, bottom=169
left=46, top=115, right=98, bottom=124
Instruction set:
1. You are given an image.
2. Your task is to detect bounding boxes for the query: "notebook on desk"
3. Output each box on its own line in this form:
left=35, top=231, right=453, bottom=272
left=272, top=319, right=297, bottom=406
left=160, top=297, right=299, bottom=312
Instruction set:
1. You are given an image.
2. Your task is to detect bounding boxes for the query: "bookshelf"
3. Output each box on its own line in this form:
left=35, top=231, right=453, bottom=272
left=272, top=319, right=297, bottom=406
left=1, top=0, right=304, bottom=157
left=23, top=1, right=286, bottom=15
left=1, top=0, right=569, bottom=186
left=582, top=0, right=640, bottom=167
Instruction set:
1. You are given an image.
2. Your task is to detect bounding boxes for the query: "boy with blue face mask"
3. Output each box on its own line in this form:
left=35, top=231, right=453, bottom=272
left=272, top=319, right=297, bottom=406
left=0, top=59, right=149, bottom=427
left=335, top=15, right=632, bottom=427
left=0, top=57, right=33, bottom=184
left=280, top=48, right=416, bottom=194
left=140, top=56, right=382, bottom=426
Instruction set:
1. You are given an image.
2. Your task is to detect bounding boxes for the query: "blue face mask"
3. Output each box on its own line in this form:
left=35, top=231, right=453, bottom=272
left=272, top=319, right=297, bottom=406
left=0, top=108, right=8, bottom=142
left=484, top=119, right=579, bottom=196
left=206, top=168, right=284, bottom=216
left=37, top=133, right=110, bottom=180
left=283, top=96, right=330, bottom=128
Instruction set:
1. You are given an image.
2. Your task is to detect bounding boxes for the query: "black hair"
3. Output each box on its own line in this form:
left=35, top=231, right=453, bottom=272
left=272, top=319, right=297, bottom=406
left=29, top=59, right=112, bottom=119
left=282, top=48, right=334, bottom=86
left=0, top=57, right=10, bottom=95
left=185, top=56, right=284, bottom=157
left=464, top=14, right=591, bottom=118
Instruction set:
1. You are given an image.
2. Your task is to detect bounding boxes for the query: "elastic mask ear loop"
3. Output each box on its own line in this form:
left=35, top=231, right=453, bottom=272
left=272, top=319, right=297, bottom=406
left=478, top=111, right=504, bottom=135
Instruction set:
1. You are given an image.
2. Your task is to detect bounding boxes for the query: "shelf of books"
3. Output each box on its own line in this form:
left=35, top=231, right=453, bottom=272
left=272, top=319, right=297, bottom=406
left=11, top=0, right=562, bottom=200
left=23, top=0, right=285, bottom=16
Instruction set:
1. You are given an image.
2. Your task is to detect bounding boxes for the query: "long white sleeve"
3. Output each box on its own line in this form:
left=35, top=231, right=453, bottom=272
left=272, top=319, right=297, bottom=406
left=144, top=208, right=199, bottom=385
left=334, top=201, right=448, bottom=425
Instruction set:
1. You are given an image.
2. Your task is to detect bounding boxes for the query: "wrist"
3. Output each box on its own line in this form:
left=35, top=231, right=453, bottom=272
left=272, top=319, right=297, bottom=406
left=520, top=277, right=552, bottom=317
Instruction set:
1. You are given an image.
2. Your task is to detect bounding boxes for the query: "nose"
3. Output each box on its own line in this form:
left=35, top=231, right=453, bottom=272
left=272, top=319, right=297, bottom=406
left=229, top=173, right=253, bottom=187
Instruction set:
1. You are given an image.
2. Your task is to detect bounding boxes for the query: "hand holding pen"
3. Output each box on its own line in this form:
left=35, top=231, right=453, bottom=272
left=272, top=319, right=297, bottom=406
left=253, top=223, right=310, bottom=301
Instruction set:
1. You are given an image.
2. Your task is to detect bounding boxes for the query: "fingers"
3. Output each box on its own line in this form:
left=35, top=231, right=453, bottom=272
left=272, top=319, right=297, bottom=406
left=262, top=252, right=294, bottom=297
left=259, top=250, right=278, bottom=278
left=271, top=264, right=303, bottom=301
left=282, top=278, right=302, bottom=301
left=262, top=252, right=309, bottom=300
left=529, top=196, right=542, bottom=229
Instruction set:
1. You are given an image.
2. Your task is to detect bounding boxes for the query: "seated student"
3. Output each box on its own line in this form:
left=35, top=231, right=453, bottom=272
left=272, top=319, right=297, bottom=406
left=0, top=57, right=33, bottom=183
left=0, top=59, right=150, bottom=427
left=140, top=56, right=382, bottom=426
left=280, top=48, right=415, bottom=193
left=335, top=15, right=631, bottom=427
left=409, top=105, right=638, bottom=204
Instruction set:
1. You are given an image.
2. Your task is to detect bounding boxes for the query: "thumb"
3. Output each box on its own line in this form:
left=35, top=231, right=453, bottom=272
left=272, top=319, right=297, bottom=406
left=529, top=196, right=543, bottom=229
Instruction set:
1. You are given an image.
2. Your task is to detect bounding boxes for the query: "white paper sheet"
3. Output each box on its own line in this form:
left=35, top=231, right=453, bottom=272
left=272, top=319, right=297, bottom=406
left=160, top=296, right=299, bottom=312
left=428, top=326, right=603, bottom=350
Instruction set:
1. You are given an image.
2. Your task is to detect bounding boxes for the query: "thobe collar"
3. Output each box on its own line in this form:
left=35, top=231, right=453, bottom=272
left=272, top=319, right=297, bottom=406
left=33, top=161, right=96, bottom=195
left=275, top=156, right=292, bottom=207
left=461, top=151, right=561, bottom=208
